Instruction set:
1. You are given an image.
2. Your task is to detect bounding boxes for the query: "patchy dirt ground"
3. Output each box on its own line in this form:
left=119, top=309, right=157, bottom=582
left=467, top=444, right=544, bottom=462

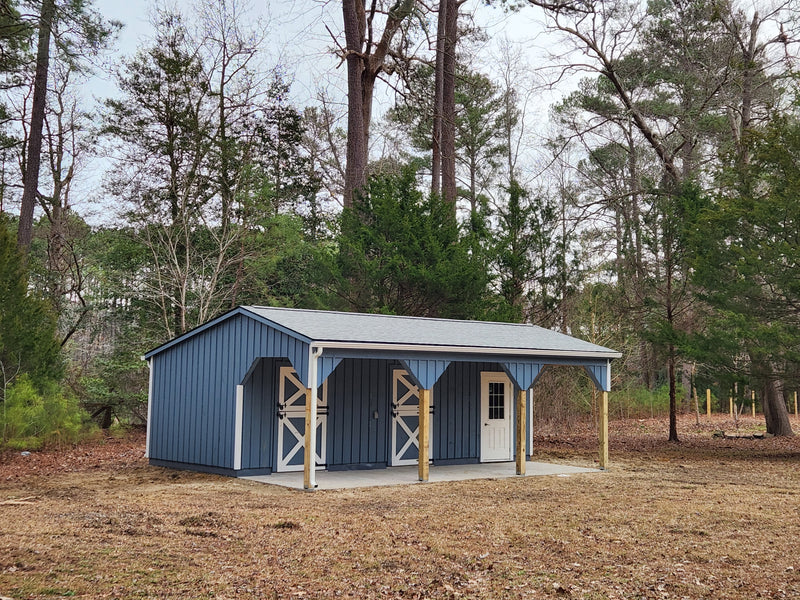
left=1, top=415, right=800, bottom=599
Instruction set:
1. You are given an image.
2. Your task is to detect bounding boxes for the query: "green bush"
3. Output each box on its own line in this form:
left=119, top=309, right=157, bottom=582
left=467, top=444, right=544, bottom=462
left=1, top=376, right=96, bottom=449
left=610, top=383, right=676, bottom=419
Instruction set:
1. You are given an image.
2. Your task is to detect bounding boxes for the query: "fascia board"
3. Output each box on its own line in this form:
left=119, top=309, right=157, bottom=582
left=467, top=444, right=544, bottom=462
left=311, top=340, right=622, bottom=360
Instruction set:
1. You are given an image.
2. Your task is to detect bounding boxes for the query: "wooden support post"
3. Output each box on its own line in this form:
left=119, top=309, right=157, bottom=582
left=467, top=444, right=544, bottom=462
left=751, top=390, right=756, bottom=417
left=599, top=391, right=609, bottom=469
left=794, top=391, right=797, bottom=416
left=729, top=396, right=733, bottom=417
left=303, top=388, right=313, bottom=490
left=516, top=388, right=526, bottom=476
left=418, top=388, right=431, bottom=482
left=706, top=388, right=711, bottom=416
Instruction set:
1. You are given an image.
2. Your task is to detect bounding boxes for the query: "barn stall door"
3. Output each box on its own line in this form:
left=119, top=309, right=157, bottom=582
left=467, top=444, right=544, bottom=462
left=276, top=366, right=327, bottom=472
left=391, top=370, right=433, bottom=466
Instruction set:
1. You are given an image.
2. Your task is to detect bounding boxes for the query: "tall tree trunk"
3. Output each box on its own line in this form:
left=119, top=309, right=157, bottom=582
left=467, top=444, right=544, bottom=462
left=665, top=208, right=679, bottom=442
left=753, top=360, right=794, bottom=436
left=431, top=0, right=446, bottom=198
left=342, top=1, right=367, bottom=208
left=440, top=0, right=458, bottom=208
left=668, top=346, right=679, bottom=441
left=342, top=0, right=414, bottom=208
left=18, top=0, right=56, bottom=251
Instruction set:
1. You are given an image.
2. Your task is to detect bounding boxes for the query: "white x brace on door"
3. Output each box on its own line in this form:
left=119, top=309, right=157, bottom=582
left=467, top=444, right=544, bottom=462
left=391, top=369, right=433, bottom=466
left=276, top=366, right=327, bottom=472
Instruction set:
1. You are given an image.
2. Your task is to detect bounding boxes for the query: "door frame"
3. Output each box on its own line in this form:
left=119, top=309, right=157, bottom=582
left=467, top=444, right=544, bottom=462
left=390, top=369, right=433, bottom=466
left=480, top=371, right=513, bottom=462
left=276, top=366, right=327, bottom=472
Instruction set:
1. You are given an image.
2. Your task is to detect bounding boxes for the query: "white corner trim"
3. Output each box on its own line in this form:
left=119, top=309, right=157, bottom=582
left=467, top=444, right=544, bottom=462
left=234, top=385, right=244, bottom=471
left=305, top=344, right=323, bottom=489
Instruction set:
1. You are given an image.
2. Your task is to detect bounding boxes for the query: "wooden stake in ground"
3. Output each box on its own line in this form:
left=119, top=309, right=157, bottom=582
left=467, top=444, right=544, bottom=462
left=752, top=390, right=756, bottom=417
left=794, top=391, right=797, bottom=416
left=729, top=396, right=733, bottom=417
left=706, top=388, right=711, bottom=416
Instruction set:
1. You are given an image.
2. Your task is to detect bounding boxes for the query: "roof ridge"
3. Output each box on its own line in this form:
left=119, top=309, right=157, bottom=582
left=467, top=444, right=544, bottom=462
left=244, top=305, right=551, bottom=331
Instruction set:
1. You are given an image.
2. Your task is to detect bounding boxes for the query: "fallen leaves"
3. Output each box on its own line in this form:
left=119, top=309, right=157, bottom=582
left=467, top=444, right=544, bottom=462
left=1, top=415, right=799, bottom=598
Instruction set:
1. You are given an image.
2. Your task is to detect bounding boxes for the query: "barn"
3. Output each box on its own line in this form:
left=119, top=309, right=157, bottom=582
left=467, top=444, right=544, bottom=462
left=144, top=306, right=621, bottom=488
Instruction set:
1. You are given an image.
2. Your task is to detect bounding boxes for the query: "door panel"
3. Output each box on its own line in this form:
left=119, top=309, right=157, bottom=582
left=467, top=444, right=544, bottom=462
left=391, top=370, right=433, bottom=466
left=480, top=372, right=512, bottom=462
left=276, top=366, right=327, bottom=472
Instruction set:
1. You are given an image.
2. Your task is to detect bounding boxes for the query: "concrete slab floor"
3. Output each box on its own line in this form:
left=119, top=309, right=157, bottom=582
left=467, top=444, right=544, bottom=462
left=243, top=461, right=600, bottom=490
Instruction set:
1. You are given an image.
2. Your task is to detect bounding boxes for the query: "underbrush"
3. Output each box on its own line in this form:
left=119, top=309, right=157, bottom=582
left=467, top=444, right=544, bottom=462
left=0, top=375, right=97, bottom=450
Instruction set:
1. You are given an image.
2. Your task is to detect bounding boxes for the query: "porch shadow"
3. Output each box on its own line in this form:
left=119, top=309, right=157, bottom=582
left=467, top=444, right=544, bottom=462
left=242, top=461, right=599, bottom=490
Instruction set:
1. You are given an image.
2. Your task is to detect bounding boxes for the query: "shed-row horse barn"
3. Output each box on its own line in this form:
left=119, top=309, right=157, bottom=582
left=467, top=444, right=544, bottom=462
left=144, top=307, right=621, bottom=488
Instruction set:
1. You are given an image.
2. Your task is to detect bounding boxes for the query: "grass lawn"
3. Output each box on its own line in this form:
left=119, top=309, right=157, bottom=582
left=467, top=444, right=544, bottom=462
left=1, top=414, right=799, bottom=599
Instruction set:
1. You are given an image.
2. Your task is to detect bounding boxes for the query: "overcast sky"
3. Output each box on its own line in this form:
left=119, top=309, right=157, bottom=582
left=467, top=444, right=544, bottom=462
left=75, top=0, right=561, bottom=223
left=87, top=0, right=555, bottom=106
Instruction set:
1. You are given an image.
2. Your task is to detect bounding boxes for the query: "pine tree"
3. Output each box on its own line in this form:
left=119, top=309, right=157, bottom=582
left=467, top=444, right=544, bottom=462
left=0, top=217, right=61, bottom=396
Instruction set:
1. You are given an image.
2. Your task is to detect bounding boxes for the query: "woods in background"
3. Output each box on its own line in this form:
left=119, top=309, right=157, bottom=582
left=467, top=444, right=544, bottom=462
left=0, top=0, right=798, bottom=445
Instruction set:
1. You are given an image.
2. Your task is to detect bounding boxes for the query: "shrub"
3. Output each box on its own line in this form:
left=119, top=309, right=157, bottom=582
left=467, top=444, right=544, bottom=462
left=1, top=376, right=96, bottom=449
left=610, top=383, right=676, bottom=419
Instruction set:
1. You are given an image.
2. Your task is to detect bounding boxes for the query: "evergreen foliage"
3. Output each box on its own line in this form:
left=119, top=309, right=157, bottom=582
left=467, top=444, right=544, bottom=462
left=1, top=375, right=93, bottom=449
left=330, top=165, right=489, bottom=319
left=0, top=217, right=62, bottom=395
left=691, top=110, right=800, bottom=396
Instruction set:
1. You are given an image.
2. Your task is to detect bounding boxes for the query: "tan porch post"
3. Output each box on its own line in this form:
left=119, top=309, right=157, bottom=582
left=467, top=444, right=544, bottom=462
left=516, top=388, right=526, bottom=475
left=418, top=388, right=431, bottom=481
left=303, top=388, right=314, bottom=489
left=599, top=390, right=609, bottom=469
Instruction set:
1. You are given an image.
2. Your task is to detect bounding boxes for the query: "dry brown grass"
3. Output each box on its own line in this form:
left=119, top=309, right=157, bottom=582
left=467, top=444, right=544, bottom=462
left=2, top=415, right=800, bottom=599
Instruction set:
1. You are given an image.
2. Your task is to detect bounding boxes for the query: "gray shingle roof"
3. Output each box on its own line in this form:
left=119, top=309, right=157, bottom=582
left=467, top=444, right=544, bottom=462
left=242, top=306, right=620, bottom=358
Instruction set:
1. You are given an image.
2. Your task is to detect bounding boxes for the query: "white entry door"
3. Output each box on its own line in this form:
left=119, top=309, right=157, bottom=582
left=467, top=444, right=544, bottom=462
left=480, top=372, right=512, bottom=462
left=276, top=366, right=327, bottom=472
left=391, top=370, right=433, bottom=466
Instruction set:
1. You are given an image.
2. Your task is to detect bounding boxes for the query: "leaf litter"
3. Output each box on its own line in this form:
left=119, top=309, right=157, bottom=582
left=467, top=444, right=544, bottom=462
left=1, top=415, right=799, bottom=599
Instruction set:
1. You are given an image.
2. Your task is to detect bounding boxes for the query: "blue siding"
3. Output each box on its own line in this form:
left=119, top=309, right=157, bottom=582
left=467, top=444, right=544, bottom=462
left=402, top=359, right=451, bottom=389
left=149, top=314, right=309, bottom=469
left=327, top=359, right=390, bottom=467
left=432, top=362, right=500, bottom=461
left=241, top=357, right=286, bottom=471
left=503, top=362, right=543, bottom=391
left=583, top=363, right=609, bottom=391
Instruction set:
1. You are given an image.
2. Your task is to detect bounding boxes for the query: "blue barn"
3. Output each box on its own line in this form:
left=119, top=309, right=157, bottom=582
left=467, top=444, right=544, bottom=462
left=144, top=306, right=621, bottom=488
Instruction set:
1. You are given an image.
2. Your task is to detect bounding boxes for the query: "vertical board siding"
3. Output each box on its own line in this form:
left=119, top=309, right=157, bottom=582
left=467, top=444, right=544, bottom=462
left=502, top=362, right=542, bottom=391
left=241, top=357, right=278, bottom=471
left=432, top=362, right=500, bottom=461
left=402, top=359, right=450, bottom=390
left=327, top=358, right=389, bottom=467
left=583, top=364, right=608, bottom=392
left=148, top=314, right=308, bottom=470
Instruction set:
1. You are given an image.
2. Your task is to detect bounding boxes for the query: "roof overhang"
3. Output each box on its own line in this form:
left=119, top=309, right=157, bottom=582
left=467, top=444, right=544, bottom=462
left=310, top=340, right=622, bottom=360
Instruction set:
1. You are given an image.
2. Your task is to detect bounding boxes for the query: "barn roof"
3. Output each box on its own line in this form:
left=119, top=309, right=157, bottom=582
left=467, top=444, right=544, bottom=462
left=145, top=305, right=621, bottom=360
left=241, top=306, right=620, bottom=357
